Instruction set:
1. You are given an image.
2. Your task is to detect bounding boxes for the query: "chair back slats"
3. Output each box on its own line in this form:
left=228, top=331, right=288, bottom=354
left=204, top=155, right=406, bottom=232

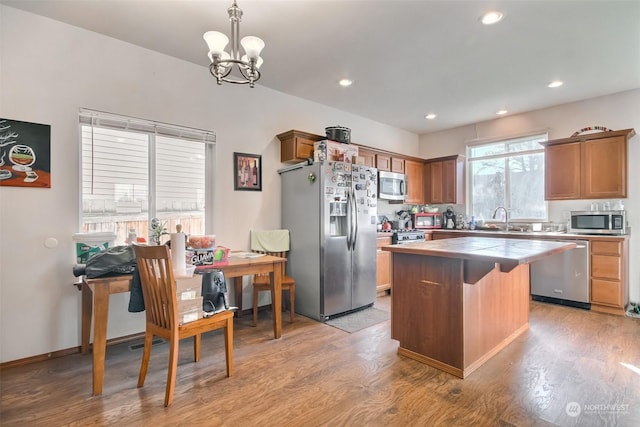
left=133, top=245, right=178, bottom=331
left=253, top=250, right=287, bottom=278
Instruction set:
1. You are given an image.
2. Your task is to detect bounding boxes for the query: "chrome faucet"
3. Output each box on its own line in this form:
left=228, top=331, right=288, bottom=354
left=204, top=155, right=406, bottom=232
left=492, top=206, right=510, bottom=231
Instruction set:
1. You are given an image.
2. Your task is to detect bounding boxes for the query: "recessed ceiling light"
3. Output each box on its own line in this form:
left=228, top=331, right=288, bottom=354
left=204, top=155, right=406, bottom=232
left=548, top=80, right=564, bottom=88
left=425, top=113, right=437, bottom=120
left=339, top=79, right=353, bottom=87
left=496, top=110, right=508, bottom=115
left=481, top=11, right=504, bottom=25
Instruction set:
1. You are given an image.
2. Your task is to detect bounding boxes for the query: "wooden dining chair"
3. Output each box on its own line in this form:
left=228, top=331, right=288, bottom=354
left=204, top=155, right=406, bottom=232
left=133, top=244, right=233, bottom=407
left=252, top=250, right=295, bottom=327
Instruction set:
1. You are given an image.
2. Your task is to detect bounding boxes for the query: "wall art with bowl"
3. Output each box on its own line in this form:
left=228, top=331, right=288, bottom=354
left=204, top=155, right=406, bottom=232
left=0, top=118, right=51, bottom=188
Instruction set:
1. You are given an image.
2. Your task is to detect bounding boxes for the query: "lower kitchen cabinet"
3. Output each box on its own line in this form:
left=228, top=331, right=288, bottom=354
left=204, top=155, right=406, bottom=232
left=431, top=231, right=462, bottom=240
left=590, top=238, right=628, bottom=315
left=431, top=230, right=630, bottom=316
left=376, top=235, right=392, bottom=294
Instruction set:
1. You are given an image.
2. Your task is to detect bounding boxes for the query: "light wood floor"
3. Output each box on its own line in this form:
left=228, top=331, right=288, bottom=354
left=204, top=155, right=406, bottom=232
left=1, top=296, right=639, bottom=426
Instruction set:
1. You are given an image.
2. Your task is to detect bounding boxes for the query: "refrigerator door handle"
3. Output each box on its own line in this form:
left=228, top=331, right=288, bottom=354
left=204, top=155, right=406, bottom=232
left=347, top=188, right=354, bottom=251
left=352, top=189, right=358, bottom=250
left=346, top=188, right=352, bottom=250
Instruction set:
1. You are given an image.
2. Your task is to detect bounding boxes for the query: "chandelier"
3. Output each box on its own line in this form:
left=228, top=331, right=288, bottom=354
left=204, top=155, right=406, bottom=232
left=203, top=1, right=265, bottom=88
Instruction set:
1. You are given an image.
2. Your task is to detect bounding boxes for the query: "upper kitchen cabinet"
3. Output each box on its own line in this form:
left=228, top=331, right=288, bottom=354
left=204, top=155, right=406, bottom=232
left=404, top=159, right=424, bottom=205
left=544, top=142, right=581, bottom=199
left=424, top=155, right=464, bottom=204
left=357, top=148, right=376, bottom=168
left=391, top=157, right=405, bottom=174
left=543, top=129, right=635, bottom=200
left=277, top=130, right=325, bottom=163
left=376, top=154, right=405, bottom=173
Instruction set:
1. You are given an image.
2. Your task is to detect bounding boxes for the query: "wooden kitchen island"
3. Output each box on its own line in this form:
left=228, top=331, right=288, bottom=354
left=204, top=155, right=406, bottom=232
left=383, top=237, right=575, bottom=378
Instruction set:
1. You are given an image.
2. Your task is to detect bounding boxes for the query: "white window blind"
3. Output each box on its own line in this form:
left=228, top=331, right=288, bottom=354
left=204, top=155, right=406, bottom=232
left=79, top=109, right=216, bottom=143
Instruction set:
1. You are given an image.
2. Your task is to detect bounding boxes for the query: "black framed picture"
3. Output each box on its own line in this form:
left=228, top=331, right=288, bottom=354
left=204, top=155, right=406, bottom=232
left=234, top=152, right=262, bottom=191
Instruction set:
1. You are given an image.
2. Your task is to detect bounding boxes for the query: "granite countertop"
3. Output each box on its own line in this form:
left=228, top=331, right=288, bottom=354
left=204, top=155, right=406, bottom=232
left=382, top=236, right=576, bottom=266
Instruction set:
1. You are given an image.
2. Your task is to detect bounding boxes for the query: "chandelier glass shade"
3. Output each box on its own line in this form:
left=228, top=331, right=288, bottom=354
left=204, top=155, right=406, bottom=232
left=203, top=1, right=264, bottom=88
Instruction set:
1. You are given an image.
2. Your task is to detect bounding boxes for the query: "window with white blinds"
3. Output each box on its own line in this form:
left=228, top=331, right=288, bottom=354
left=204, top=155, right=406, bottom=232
left=79, top=109, right=216, bottom=243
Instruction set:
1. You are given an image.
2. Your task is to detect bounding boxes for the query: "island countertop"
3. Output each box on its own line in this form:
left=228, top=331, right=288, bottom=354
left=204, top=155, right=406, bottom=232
left=382, top=236, right=576, bottom=268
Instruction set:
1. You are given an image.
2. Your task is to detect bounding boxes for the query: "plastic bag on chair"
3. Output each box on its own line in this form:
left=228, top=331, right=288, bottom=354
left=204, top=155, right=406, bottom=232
left=201, top=269, right=236, bottom=314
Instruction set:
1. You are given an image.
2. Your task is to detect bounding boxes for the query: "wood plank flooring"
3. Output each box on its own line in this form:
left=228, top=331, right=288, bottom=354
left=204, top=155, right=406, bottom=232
left=1, top=296, right=639, bottom=426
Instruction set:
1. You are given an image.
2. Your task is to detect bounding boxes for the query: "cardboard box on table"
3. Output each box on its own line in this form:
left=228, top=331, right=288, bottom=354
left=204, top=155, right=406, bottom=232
left=176, top=276, right=202, bottom=302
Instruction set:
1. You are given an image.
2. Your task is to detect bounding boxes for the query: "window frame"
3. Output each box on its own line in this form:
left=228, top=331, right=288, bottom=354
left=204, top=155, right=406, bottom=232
left=466, top=131, right=548, bottom=222
left=78, top=109, right=216, bottom=241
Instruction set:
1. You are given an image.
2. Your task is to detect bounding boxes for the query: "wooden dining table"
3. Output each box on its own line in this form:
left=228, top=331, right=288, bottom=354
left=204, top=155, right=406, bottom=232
left=80, top=253, right=286, bottom=396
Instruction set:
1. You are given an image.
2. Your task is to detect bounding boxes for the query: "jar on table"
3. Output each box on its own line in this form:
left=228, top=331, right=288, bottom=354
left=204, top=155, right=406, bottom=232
left=128, top=229, right=137, bottom=244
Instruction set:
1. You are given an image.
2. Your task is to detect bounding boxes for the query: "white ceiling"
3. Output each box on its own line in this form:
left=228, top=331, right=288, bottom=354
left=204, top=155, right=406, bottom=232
left=3, top=0, right=640, bottom=135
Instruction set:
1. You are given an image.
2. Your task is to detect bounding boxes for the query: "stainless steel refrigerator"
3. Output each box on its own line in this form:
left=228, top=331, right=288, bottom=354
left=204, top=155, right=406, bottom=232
left=279, top=161, right=378, bottom=321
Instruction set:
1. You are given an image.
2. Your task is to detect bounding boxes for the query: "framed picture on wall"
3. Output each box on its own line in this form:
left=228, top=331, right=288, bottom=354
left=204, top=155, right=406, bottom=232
left=0, top=118, right=51, bottom=188
left=234, top=152, right=262, bottom=191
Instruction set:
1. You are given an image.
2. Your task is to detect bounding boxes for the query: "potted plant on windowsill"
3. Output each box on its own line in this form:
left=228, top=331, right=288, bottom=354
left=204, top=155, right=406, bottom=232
left=149, top=218, right=168, bottom=245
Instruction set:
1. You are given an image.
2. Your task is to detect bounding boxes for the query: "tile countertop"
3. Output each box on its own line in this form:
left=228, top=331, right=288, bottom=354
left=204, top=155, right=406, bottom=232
left=382, top=236, right=576, bottom=266
left=429, top=229, right=630, bottom=240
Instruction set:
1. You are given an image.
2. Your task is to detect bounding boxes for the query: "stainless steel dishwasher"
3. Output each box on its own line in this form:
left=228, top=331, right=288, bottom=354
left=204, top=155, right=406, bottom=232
left=530, top=239, right=590, bottom=310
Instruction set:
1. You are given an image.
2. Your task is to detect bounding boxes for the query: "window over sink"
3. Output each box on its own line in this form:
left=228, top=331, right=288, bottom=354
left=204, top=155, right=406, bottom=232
left=467, top=133, right=547, bottom=222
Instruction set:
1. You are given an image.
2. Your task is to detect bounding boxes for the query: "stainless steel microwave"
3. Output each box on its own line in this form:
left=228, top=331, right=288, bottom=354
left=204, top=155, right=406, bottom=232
left=378, top=171, right=407, bottom=201
left=569, top=210, right=627, bottom=235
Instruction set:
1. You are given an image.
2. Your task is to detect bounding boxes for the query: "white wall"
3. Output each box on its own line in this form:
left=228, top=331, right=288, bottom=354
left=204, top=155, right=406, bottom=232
left=0, top=6, right=418, bottom=363
left=420, top=89, right=640, bottom=303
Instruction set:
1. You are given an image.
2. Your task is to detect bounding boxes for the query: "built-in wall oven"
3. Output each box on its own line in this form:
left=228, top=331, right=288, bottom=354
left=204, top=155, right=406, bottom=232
left=530, top=239, right=590, bottom=310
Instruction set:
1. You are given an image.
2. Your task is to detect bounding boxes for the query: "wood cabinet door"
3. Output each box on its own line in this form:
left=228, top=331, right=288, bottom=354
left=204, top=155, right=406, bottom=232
left=442, top=159, right=459, bottom=203
left=545, top=142, right=581, bottom=200
left=404, top=159, right=424, bottom=204
left=295, top=136, right=316, bottom=160
left=591, top=278, right=623, bottom=307
left=429, top=161, right=444, bottom=203
left=376, top=236, right=392, bottom=293
left=376, top=249, right=391, bottom=290
left=423, top=162, right=432, bottom=203
left=391, top=158, right=405, bottom=174
left=358, top=149, right=375, bottom=167
left=376, top=154, right=391, bottom=171
left=591, top=254, right=621, bottom=281
left=581, top=136, right=627, bottom=198
left=278, top=130, right=324, bottom=163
